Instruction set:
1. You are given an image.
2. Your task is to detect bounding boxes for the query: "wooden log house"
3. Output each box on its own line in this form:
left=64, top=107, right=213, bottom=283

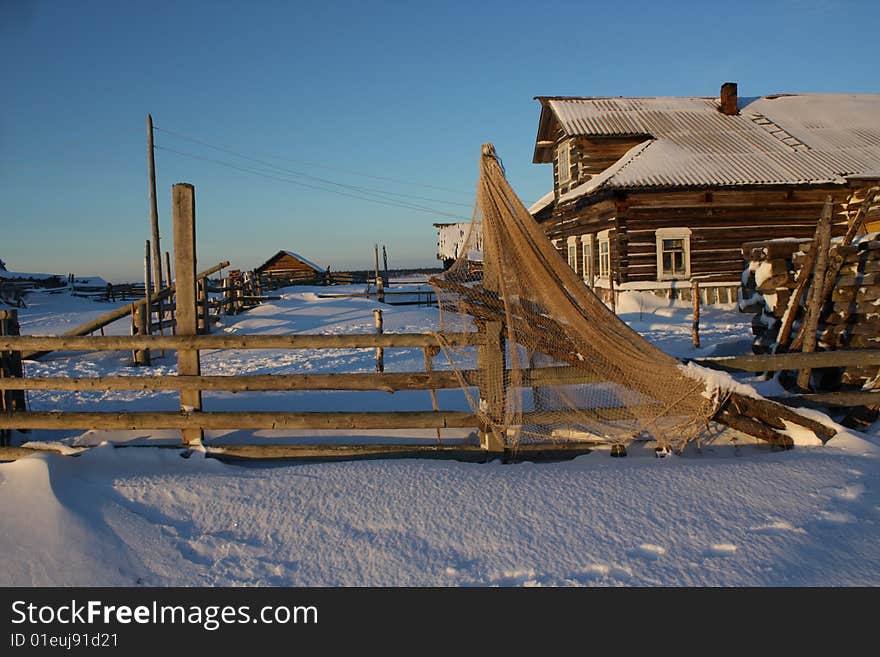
left=254, top=250, right=325, bottom=285
left=530, top=84, right=880, bottom=304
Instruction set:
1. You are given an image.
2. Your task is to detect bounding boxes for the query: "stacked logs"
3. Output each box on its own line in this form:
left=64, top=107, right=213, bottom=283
left=741, top=236, right=880, bottom=390
left=809, top=237, right=880, bottom=384
left=740, top=238, right=811, bottom=354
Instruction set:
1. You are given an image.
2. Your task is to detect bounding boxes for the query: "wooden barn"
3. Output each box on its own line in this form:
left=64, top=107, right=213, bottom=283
left=255, top=250, right=323, bottom=276
left=530, top=84, right=880, bottom=303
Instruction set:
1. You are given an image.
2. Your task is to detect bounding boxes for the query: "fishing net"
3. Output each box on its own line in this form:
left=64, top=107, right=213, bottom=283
left=429, top=144, right=719, bottom=451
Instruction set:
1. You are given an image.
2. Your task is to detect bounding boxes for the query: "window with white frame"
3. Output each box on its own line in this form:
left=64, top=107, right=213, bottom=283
left=597, top=230, right=611, bottom=279
left=655, top=227, right=691, bottom=280
left=557, top=142, right=571, bottom=185
left=566, top=236, right=578, bottom=273
left=582, top=234, right=593, bottom=285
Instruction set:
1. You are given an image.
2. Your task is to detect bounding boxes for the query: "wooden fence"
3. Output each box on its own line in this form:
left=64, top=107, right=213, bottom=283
left=0, top=326, right=606, bottom=460
left=0, top=324, right=878, bottom=454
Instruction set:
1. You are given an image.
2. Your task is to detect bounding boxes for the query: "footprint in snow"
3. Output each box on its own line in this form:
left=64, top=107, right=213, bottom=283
left=749, top=520, right=806, bottom=535
left=631, top=543, right=666, bottom=559
left=705, top=543, right=738, bottom=557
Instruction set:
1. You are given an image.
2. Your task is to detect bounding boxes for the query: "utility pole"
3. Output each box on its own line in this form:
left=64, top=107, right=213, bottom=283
left=147, top=114, right=163, bottom=294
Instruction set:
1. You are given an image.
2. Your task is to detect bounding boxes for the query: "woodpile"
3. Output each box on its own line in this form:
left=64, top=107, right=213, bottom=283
left=740, top=183, right=880, bottom=394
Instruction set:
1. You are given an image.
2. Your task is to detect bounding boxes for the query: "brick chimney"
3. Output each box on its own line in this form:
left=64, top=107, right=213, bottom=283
left=719, top=82, right=738, bottom=115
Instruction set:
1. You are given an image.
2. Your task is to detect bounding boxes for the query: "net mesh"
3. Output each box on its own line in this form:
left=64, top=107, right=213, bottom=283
left=429, top=144, right=719, bottom=451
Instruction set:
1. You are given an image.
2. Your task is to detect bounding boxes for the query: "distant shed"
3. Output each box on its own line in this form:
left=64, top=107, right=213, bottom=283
left=255, top=251, right=324, bottom=276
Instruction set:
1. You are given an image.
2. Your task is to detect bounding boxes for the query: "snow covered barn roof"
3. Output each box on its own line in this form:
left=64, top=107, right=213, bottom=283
left=533, top=93, right=880, bottom=204
left=255, top=250, right=324, bottom=273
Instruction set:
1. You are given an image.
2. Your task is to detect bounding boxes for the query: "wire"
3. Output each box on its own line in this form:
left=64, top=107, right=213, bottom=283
left=154, top=125, right=473, bottom=201
left=155, top=144, right=472, bottom=221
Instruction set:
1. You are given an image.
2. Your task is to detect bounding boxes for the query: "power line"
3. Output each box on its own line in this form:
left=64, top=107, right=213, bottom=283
left=154, top=144, right=472, bottom=221
left=154, top=125, right=473, bottom=200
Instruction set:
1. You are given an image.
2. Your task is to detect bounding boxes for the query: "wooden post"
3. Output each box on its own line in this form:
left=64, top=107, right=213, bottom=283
left=172, top=183, right=203, bottom=446
left=147, top=114, right=164, bottom=295
left=197, top=278, right=206, bottom=333
left=609, top=273, right=617, bottom=314
left=374, top=244, right=385, bottom=302
left=476, top=154, right=507, bottom=453
left=797, top=197, right=833, bottom=389
left=165, top=250, right=174, bottom=334
left=373, top=308, right=384, bottom=373
left=478, top=320, right=505, bottom=452
left=0, top=309, right=26, bottom=446
left=423, top=345, right=442, bottom=444
left=143, top=240, right=153, bottom=336
left=382, top=244, right=389, bottom=285
left=692, top=279, right=701, bottom=349
left=131, top=303, right=150, bottom=365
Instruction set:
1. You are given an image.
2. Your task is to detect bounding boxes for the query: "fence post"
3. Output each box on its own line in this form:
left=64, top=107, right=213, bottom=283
left=144, top=240, right=153, bottom=336
left=373, top=308, right=384, bottom=373
left=197, top=278, right=206, bottom=334
left=172, top=183, right=203, bottom=447
left=0, top=309, right=26, bottom=446
left=691, top=279, right=701, bottom=349
left=477, top=320, right=505, bottom=452
left=132, top=303, right=151, bottom=365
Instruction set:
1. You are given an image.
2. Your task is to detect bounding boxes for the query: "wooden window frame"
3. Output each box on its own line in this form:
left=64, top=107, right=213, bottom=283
left=598, top=229, right=611, bottom=280
left=557, top=142, right=571, bottom=185
left=581, top=234, right=593, bottom=285
left=655, top=227, right=692, bottom=281
left=566, top=235, right=578, bottom=274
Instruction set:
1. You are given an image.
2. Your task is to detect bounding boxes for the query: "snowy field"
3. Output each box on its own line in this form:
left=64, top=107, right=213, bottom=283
left=1, top=285, right=878, bottom=586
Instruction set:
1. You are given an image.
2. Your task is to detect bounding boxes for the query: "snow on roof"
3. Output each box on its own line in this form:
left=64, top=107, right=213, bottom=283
left=541, top=93, right=880, bottom=204
left=0, top=270, right=61, bottom=281
left=257, top=250, right=324, bottom=272
left=528, top=190, right=555, bottom=215
left=281, top=251, right=323, bottom=272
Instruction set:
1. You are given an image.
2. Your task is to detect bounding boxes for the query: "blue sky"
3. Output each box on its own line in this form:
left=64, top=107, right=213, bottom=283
left=2, top=0, right=878, bottom=281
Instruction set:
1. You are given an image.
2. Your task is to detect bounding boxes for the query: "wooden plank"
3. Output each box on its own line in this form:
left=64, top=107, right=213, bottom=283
left=3, top=331, right=482, bottom=352
left=771, top=391, right=880, bottom=408
left=205, top=443, right=593, bottom=463
left=694, top=349, right=880, bottom=372
left=0, top=442, right=594, bottom=464
left=0, top=410, right=482, bottom=430
left=0, top=365, right=602, bottom=392
left=797, top=197, right=833, bottom=387
left=0, top=407, right=658, bottom=431
left=173, top=183, right=203, bottom=446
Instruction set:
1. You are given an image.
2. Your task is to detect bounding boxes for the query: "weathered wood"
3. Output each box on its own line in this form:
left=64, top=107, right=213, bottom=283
left=797, top=197, right=833, bottom=388
left=147, top=114, right=163, bottom=295
left=423, top=345, right=442, bottom=443
left=373, top=308, right=384, bottom=373
left=173, top=183, right=203, bottom=446
left=772, top=390, right=880, bottom=408
left=0, top=365, right=602, bottom=392
left=0, top=309, right=26, bottom=445
left=0, top=410, right=481, bottom=431
left=727, top=391, right=835, bottom=442
left=0, top=442, right=593, bottom=464
left=3, top=331, right=482, bottom=352
left=714, top=407, right=794, bottom=448
left=132, top=303, right=151, bottom=365
left=692, top=280, right=700, bottom=348
left=694, top=349, right=880, bottom=372
left=477, top=320, right=505, bottom=451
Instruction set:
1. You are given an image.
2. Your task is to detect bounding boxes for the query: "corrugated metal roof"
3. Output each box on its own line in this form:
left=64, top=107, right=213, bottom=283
left=544, top=94, right=880, bottom=204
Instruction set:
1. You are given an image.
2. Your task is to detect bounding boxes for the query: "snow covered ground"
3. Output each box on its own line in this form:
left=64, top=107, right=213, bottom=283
left=1, top=286, right=878, bottom=586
